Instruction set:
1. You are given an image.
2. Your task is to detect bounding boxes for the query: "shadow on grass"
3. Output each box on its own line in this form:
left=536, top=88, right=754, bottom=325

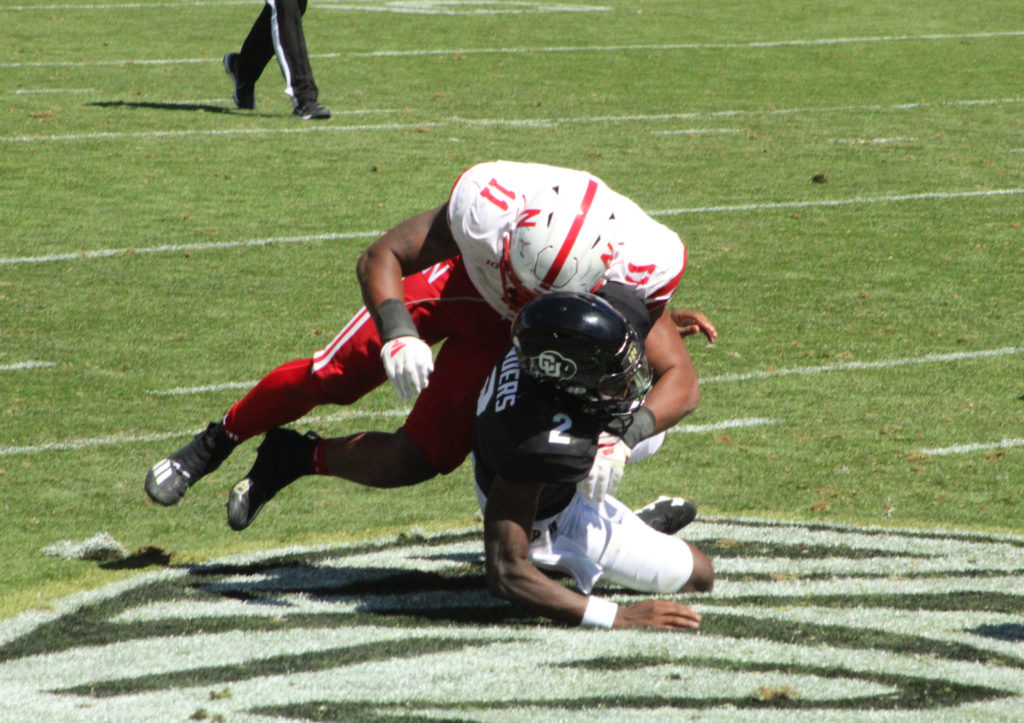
left=87, top=100, right=241, bottom=115
left=100, top=546, right=172, bottom=570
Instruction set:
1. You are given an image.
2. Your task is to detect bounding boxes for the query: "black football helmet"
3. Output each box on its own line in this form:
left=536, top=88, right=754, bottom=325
left=511, top=291, right=652, bottom=417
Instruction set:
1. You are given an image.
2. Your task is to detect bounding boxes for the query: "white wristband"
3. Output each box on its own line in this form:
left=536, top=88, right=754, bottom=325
left=581, top=596, right=619, bottom=628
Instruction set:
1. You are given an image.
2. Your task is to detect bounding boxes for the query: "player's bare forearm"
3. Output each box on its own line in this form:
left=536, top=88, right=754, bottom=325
left=357, top=203, right=459, bottom=319
left=483, top=478, right=589, bottom=625
left=486, top=520, right=591, bottom=625
left=642, top=313, right=701, bottom=432
left=483, top=477, right=703, bottom=630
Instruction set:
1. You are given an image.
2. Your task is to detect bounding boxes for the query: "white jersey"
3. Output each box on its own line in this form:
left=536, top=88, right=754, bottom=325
left=447, top=160, right=687, bottom=320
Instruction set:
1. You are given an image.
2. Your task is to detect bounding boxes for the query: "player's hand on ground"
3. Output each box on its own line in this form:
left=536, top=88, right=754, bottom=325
left=615, top=599, right=701, bottom=630
left=670, top=309, right=717, bottom=345
left=380, top=336, right=434, bottom=400
left=578, top=433, right=630, bottom=502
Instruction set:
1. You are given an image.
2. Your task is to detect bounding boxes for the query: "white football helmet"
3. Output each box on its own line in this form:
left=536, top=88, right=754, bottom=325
left=499, top=175, right=618, bottom=311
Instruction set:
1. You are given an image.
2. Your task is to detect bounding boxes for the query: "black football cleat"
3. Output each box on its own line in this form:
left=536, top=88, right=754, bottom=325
left=292, top=99, right=331, bottom=120
left=635, top=496, right=698, bottom=535
left=223, top=52, right=255, bottom=110
left=227, top=428, right=320, bottom=531
left=145, top=422, right=237, bottom=506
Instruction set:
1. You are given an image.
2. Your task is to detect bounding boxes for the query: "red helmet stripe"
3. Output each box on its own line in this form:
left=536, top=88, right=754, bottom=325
left=540, top=178, right=599, bottom=288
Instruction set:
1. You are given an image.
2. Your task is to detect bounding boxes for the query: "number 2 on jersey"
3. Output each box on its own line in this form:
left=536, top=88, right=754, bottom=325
left=549, top=413, right=573, bottom=445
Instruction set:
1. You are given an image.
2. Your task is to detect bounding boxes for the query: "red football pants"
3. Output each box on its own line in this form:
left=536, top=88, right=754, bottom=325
left=223, top=258, right=510, bottom=474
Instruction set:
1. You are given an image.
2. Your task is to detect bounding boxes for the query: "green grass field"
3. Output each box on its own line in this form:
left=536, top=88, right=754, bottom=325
left=1, top=0, right=1022, bottom=718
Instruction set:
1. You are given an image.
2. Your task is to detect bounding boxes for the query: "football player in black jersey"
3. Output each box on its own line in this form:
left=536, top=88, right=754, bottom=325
left=474, top=287, right=714, bottom=629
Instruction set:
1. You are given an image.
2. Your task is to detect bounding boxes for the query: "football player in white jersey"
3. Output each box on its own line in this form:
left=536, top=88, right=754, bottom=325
left=143, top=161, right=715, bottom=532
left=475, top=288, right=713, bottom=629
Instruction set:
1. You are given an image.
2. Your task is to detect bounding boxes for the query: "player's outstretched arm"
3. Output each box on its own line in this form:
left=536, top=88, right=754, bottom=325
left=484, top=476, right=590, bottom=626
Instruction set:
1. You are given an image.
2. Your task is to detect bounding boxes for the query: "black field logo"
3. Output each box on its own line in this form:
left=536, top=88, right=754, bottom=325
left=2, top=518, right=1022, bottom=721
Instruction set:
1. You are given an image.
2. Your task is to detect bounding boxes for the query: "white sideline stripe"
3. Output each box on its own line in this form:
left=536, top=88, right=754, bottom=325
left=151, top=380, right=257, bottom=395
left=0, top=360, right=56, bottom=371
left=4, top=97, right=1024, bottom=144
left=829, top=137, right=917, bottom=145
left=3, top=187, right=1022, bottom=267
left=651, top=188, right=1024, bottom=217
left=12, top=347, right=1009, bottom=457
left=0, top=414, right=761, bottom=458
left=353, top=31, right=1024, bottom=57
left=3, top=31, right=1022, bottom=65
left=0, top=231, right=378, bottom=266
left=11, top=88, right=98, bottom=94
left=920, top=439, right=1024, bottom=456
left=0, top=431, right=188, bottom=457
left=701, top=347, right=1021, bottom=384
left=151, top=347, right=1022, bottom=397
left=651, top=128, right=744, bottom=136
left=0, top=1, right=608, bottom=13
left=670, top=418, right=775, bottom=434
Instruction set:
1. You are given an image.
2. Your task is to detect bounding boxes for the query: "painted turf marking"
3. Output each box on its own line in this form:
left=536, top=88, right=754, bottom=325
left=148, top=347, right=1021, bottom=397
left=651, top=128, right=744, bottom=136
left=0, top=232, right=378, bottom=266
left=352, top=30, right=1024, bottom=56
left=10, top=88, right=98, bottom=95
left=3, top=97, right=1023, bottom=144
left=2, top=522, right=1021, bottom=721
left=919, top=438, right=1024, bottom=456
left=4, top=28, right=1021, bottom=59
left=0, top=360, right=56, bottom=371
left=3, top=187, right=1022, bottom=267
left=701, top=346, right=1021, bottom=383
left=0, top=0, right=608, bottom=14
left=0, top=416, right=774, bottom=458
left=651, top=188, right=1024, bottom=217
left=4, top=347, right=1017, bottom=457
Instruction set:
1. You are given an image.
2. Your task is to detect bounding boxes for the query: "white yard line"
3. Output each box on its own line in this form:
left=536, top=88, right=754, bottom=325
left=3, top=187, right=1022, bottom=267
left=5, top=348, right=1019, bottom=457
left=4, top=29, right=1024, bottom=61
left=0, top=415, right=771, bottom=457
left=920, top=439, right=1024, bottom=456
left=10, top=88, right=98, bottom=94
left=3, top=97, right=1024, bottom=144
left=352, top=31, right=1024, bottom=57
left=701, top=347, right=1021, bottom=383
left=0, top=231, right=378, bottom=266
left=651, top=188, right=1024, bottom=217
left=0, top=361, right=57, bottom=371
left=150, top=348, right=1023, bottom=397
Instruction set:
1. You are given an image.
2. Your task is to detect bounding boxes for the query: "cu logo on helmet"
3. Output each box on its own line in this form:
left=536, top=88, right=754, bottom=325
left=530, top=350, right=577, bottom=381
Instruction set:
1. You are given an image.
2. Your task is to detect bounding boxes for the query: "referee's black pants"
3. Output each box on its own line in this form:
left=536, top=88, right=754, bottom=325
left=237, top=0, right=319, bottom=105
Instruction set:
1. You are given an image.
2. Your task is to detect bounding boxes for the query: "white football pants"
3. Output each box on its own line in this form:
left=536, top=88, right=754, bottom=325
left=476, top=478, right=694, bottom=596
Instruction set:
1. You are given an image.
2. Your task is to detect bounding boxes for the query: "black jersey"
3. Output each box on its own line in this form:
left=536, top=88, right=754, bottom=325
left=473, top=349, right=605, bottom=519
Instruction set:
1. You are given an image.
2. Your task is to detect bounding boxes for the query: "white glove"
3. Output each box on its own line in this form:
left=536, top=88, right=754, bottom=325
left=380, top=336, right=434, bottom=400
left=578, top=432, right=631, bottom=503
